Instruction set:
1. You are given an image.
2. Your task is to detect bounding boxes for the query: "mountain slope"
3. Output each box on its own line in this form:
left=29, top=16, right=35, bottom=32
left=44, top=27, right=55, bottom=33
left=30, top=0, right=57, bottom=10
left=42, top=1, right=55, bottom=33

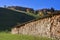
left=0, top=7, right=36, bottom=31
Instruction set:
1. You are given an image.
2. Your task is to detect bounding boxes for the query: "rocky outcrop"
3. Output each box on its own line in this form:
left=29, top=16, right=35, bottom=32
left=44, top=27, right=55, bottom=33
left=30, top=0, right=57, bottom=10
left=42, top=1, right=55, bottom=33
left=11, top=14, right=60, bottom=39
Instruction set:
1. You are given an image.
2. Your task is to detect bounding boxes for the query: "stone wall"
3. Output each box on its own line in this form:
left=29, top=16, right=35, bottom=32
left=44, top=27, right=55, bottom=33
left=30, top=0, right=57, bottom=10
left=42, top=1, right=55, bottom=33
left=11, top=14, right=60, bottom=39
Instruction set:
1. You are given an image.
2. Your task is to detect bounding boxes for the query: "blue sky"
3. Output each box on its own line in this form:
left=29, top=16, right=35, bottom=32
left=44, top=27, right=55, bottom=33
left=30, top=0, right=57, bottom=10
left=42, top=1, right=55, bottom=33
left=0, top=0, right=60, bottom=10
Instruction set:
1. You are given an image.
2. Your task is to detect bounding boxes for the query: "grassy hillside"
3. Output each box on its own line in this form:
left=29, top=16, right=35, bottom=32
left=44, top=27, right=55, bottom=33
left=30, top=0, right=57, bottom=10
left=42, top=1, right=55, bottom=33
left=0, top=7, right=37, bottom=31
left=0, top=32, right=53, bottom=40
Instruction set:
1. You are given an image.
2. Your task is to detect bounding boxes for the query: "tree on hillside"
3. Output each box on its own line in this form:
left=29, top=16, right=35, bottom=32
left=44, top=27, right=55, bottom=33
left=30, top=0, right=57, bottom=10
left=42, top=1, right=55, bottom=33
left=4, top=5, right=7, bottom=8
left=51, top=7, right=54, bottom=12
